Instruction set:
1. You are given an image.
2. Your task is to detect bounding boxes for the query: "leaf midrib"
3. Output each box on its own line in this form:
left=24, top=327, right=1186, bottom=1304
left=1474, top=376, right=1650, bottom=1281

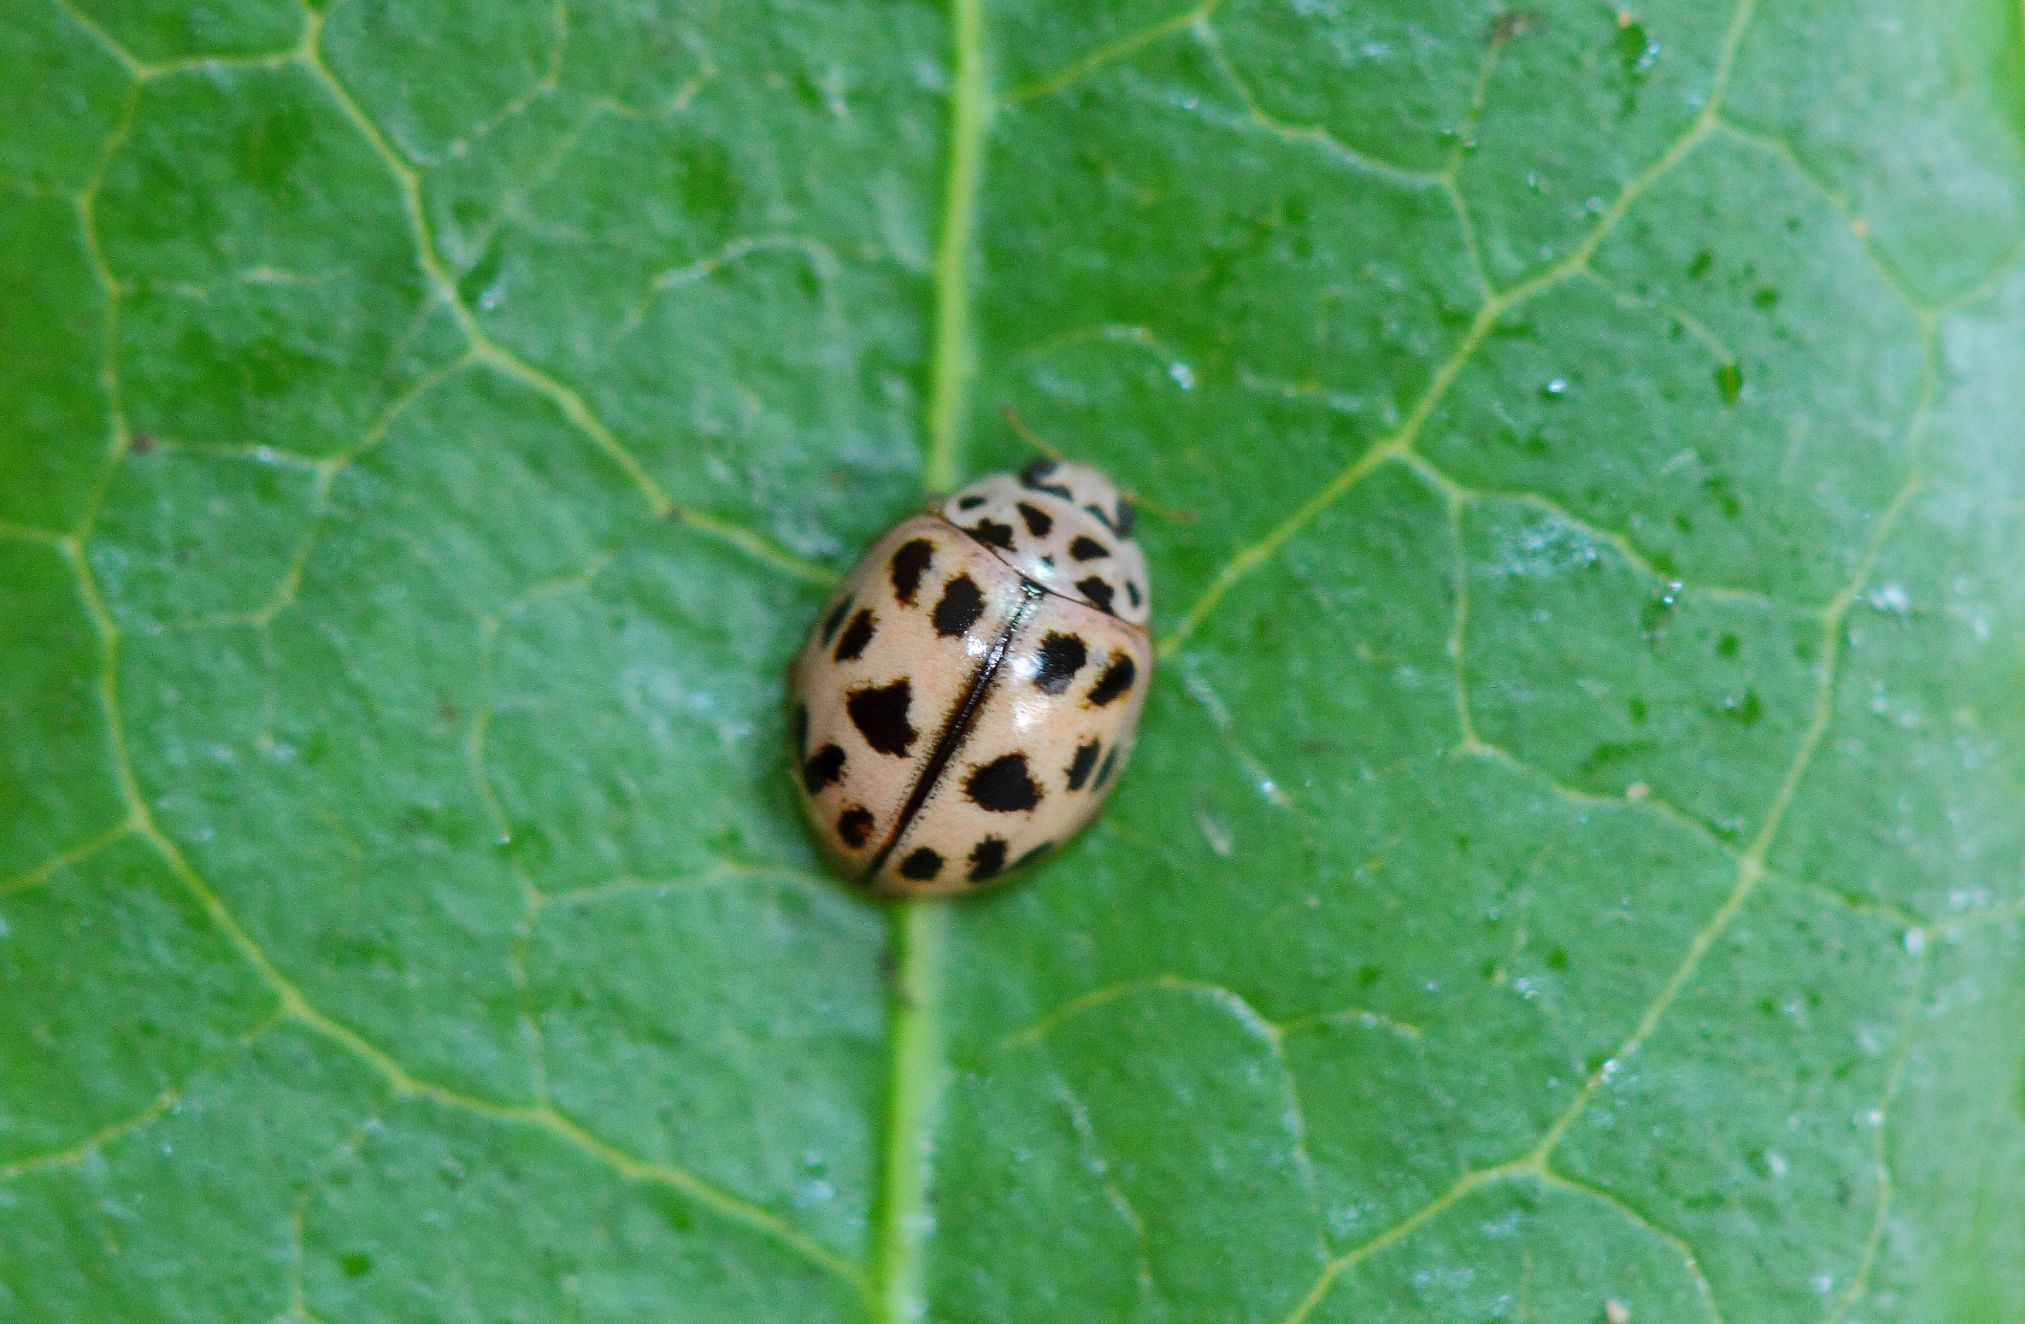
left=867, top=0, right=989, bottom=1316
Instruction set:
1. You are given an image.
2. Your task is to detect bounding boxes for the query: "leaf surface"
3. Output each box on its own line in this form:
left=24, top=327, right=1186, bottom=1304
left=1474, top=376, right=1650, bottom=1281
left=4, top=1, right=2024, bottom=1321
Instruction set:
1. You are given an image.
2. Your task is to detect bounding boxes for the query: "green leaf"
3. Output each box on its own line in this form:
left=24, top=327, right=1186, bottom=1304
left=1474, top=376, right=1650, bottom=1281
left=3, top=0, right=2023, bottom=1321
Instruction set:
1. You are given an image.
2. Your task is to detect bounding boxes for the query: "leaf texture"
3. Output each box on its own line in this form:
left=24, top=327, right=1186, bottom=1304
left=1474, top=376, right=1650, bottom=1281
left=3, top=1, right=2024, bottom=1321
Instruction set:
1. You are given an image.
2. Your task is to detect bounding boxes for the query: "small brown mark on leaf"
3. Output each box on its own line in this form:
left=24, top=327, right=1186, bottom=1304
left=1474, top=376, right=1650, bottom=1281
left=878, top=941, right=912, bottom=1007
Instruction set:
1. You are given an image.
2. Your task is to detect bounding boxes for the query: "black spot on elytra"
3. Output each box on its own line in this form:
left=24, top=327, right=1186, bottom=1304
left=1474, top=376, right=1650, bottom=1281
left=889, top=538, right=934, bottom=606
left=820, top=596, right=852, bottom=644
left=1032, top=631, right=1088, bottom=695
left=802, top=743, right=846, bottom=793
left=1013, top=840, right=1055, bottom=870
left=1089, top=653, right=1136, bottom=707
left=1114, top=500, right=1136, bottom=536
left=1065, top=740, right=1101, bottom=791
left=837, top=806, right=874, bottom=849
left=847, top=678, right=917, bottom=756
left=1021, top=460, right=1076, bottom=501
left=899, top=846, right=943, bottom=881
left=969, top=518, right=1016, bottom=550
left=1094, top=745, right=1120, bottom=789
left=1077, top=576, right=1117, bottom=614
left=968, top=836, right=1008, bottom=883
left=1085, top=504, right=1116, bottom=532
left=966, top=753, right=1042, bottom=813
left=834, top=608, right=876, bottom=662
left=1126, top=579, right=1143, bottom=610
left=956, top=493, right=986, bottom=510
left=934, top=574, right=985, bottom=637
left=1016, top=502, right=1054, bottom=537
left=1069, top=535, right=1110, bottom=561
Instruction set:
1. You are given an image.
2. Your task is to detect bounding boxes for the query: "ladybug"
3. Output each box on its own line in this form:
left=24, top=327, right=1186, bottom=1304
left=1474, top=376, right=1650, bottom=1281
left=788, top=458, right=1152, bottom=896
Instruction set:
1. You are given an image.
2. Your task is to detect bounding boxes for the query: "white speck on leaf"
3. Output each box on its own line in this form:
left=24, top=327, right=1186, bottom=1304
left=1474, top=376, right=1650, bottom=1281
left=1197, top=807, right=1234, bottom=857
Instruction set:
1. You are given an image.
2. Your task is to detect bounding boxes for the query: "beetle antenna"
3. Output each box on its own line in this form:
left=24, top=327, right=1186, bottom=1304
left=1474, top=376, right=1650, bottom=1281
left=1000, top=405, right=1065, bottom=460
left=999, top=404, right=1197, bottom=524
left=1123, top=488, right=1197, bottom=524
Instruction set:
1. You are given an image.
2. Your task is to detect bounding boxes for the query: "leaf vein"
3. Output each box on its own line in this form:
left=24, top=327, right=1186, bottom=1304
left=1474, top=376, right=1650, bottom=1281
left=999, top=0, right=1224, bottom=107
left=1513, top=315, right=1936, bottom=1182
left=0, top=1011, right=284, bottom=1184
left=1820, top=946, right=1933, bottom=1323
left=57, top=535, right=860, bottom=1288
left=297, top=21, right=827, bottom=587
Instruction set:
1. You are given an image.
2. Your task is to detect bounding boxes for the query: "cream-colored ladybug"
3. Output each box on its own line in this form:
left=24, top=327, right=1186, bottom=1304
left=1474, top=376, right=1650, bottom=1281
left=789, top=459, right=1152, bottom=895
